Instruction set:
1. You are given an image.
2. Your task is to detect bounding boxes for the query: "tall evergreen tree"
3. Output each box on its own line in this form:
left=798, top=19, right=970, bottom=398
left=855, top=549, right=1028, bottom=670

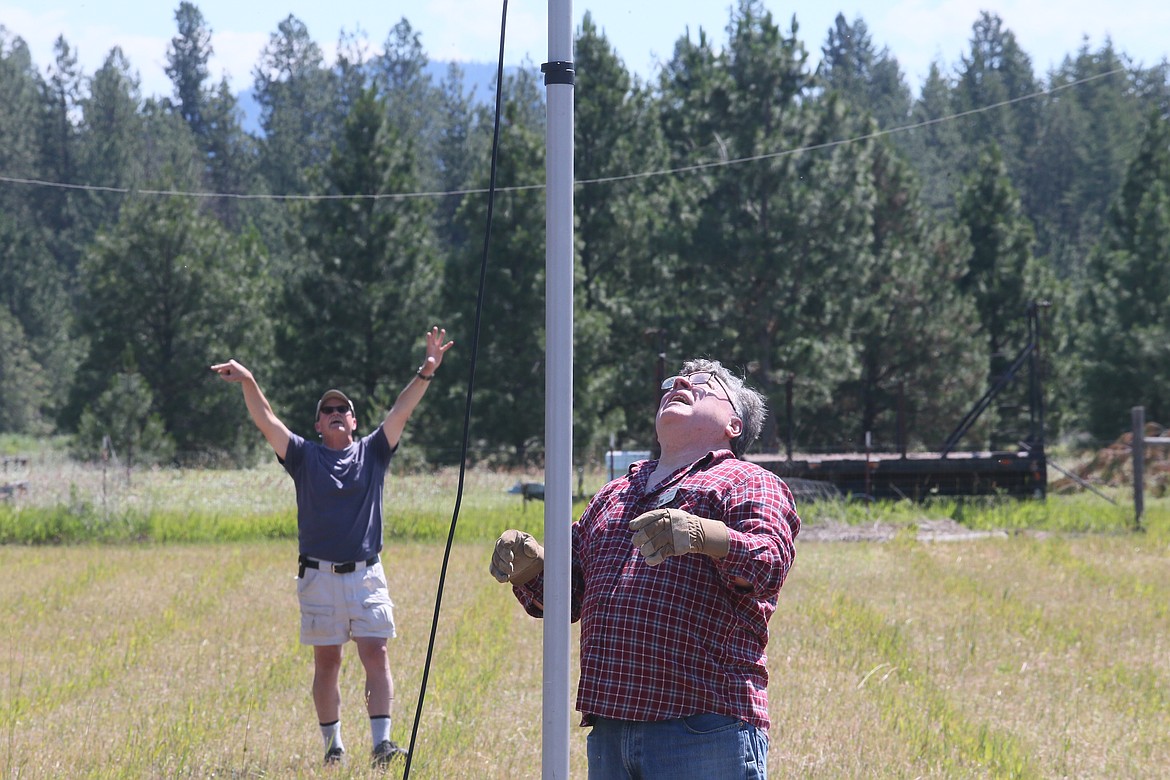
left=253, top=15, right=338, bottom=197
left=276, top=88, right=442, bottom=445
left=958, top=144, right=1037, bottom=356
left=164, top=1, right=212, bottom=137
left=573, top=13, right=678, bottom=454
left=0, top=30, right=43, bottom=213
left=837, top=141, right=986, bottom=450
left=1028, top=42, right=1144, bottom=276
left=957, top=143, right=1043, bottom=448
left=818, top=14, right=912, bottom=131
left=0, top=30, right=76, bottom=429
left=432, top=62, right=481, bottom=238
left=36, top=37, right=84, bottom=273
left=163, top=3, right=256, bottom=225
left=903, top=62, right=964, bottom=212
left=657, top=0, right=878, bottom=450
left=75, top=47, right=144, bottom=250
left=200, top=77, right=260, bottom=225
left=1078, top=111, right=1170, bottom=438
left=72, top=195, right=272, bottom=460
left=375, top=19, right=456, bottom=208
left=334, top=27, right=374, bottom=112
left=78, top=48, right=145, bottom=188
left=952, top=12, right=1040, bottom=191
left=440, top=69, right=548, bottom=464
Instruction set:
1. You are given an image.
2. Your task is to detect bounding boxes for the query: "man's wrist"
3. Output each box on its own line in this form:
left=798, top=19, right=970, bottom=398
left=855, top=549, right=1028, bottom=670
left=415, top=366, right=435, bottom=381
left=693, top=517, right=730, bottom=559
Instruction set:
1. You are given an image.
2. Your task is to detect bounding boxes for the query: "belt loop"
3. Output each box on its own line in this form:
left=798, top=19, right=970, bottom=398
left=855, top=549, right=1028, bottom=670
left=298, top=561, right=306, bottom=578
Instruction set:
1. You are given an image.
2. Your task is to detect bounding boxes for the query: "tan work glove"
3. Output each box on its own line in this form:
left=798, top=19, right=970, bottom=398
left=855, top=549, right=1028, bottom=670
left=629, top=509, right=730, bottom=566
left=490, top=529, right=545, bottom=585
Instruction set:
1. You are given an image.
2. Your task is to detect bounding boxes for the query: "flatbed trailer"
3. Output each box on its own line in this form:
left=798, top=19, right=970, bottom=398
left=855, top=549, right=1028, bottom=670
left=749, top=448, right=1047, bottom=501
left=751, top=302, right=1050, bottom=502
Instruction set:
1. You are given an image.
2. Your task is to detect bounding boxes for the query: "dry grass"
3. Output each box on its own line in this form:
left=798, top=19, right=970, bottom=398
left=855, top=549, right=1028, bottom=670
left=15, top=450, right=555, bottom=518
left=2, top=532, right=1168, bottom=778
left=769, top=535, right=1170, bottom=779
left=0, top=540, right=580, bottom=779
left=4, top=449, right=1168, bottom=776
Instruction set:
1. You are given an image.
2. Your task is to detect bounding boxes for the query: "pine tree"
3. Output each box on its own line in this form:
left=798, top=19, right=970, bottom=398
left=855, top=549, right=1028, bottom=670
left=573, top=12, right=677, bottom=453
left=439, top=70, right=548, bottom=464
left=657, top=0, right=878, bottom=450
left=253, top=15, right=339, bottom=197
left=165, top=2, right=212, bottom=137
left=957, top=143, right=1043, bottom=448
left=277, top=88, right=442, bottom=445
left=0, top=31, right=76, bottom=431
left=1079, top=111, right=1170, bottom=438
left=818, top=13, right=912, bottom=131
left=840, top=141, right=986, bottom=450
left=953, top=12, right=1040, bottom=184
left=73, top=196, right=272, bottom=461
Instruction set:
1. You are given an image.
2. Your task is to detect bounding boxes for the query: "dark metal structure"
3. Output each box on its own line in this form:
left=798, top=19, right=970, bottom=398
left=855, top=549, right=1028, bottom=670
left=750, top=302, right=1049, bottom=501
left=750, top=448, right=1046, bottom=501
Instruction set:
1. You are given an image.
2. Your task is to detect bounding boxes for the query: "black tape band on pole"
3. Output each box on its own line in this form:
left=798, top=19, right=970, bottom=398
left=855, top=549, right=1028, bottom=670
left=541, top=60, right=575, bottom=86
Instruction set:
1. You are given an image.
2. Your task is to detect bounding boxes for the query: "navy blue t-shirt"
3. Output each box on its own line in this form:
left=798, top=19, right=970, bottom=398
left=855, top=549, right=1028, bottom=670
left=282, top=429, right=396, bottom=562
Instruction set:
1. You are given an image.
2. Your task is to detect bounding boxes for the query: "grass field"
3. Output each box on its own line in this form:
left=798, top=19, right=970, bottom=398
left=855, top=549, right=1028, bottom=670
left=2, top=451, right=1169, bottom=777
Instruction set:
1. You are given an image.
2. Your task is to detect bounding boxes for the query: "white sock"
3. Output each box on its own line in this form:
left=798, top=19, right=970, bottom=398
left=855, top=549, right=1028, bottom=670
left=371, top=715, right=391, bottom=746
left=321, top=720, right=344, bottom=753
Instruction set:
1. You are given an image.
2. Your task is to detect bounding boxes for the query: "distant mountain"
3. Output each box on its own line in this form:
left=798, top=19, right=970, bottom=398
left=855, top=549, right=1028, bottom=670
left=236, top=60, right=521, bottom=136
left=437, top=60, right=519, bottom=105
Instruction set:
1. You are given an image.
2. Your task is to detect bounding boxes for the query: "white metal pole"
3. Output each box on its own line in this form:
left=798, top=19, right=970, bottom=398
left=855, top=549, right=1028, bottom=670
left=542, top=0, right=574, bottom=776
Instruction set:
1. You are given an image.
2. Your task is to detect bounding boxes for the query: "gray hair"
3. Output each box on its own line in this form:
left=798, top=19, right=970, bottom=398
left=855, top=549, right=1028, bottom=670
left=678, top=358, right=767, bottom=458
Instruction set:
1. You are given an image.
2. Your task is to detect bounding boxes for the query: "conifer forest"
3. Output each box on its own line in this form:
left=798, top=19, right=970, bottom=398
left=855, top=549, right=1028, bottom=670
left=2, top=1, right=1169, bottom=468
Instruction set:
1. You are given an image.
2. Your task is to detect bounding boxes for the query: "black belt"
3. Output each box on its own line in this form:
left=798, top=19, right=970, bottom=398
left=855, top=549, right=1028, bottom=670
left=298, top=554, right=379, bottom=576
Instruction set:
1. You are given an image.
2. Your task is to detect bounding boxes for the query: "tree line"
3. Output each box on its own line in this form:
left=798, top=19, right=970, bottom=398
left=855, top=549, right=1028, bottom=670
left=1, top=0, right=1169, bottom=469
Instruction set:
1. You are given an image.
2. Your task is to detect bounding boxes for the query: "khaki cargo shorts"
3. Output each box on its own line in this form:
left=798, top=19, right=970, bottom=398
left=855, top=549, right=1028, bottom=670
left=296, top=559, right=396, bottom=645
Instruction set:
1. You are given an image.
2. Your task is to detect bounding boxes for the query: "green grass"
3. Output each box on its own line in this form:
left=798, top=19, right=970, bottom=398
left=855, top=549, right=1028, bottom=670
left=2, top=534, right=1168, bottom=778
left=0, top=454, right=573, bottom=544
left=2, top=455, right=1169, bottom=777
left=4, top=450, right=1167, bottom=544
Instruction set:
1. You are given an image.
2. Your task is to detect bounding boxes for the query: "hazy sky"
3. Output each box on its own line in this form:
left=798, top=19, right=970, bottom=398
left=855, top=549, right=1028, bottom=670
left=2, top=0, right=1168, bottom=98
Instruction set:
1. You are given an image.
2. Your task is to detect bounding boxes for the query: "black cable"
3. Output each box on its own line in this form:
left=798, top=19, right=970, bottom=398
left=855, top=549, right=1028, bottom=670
left=402, top=1, right=510, bottom=776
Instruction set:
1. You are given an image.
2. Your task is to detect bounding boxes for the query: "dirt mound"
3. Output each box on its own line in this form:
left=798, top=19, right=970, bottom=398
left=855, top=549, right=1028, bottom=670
left=1051, top=422, right=1170, bottom=496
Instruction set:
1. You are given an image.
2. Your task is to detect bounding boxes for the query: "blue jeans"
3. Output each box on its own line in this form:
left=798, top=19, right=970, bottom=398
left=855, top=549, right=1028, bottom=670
left=586, top=714, right=768, bottom=780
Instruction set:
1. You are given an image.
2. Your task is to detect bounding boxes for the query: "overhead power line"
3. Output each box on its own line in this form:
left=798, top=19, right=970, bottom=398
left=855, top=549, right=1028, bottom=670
left=0, top=67, right=1128, bottom=202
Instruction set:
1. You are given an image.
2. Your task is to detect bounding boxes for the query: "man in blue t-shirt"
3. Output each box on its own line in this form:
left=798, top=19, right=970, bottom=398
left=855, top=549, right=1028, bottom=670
left=212, top=326, right=453, bottom=768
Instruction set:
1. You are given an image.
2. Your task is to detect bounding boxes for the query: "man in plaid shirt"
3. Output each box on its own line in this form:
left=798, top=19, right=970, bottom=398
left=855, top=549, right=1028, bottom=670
left=491, top=358, right=800, bottom=779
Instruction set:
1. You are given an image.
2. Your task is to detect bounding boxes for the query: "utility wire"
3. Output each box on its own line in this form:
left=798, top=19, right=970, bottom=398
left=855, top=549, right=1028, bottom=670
left=401, top=0, right=509, bottom=776
left=0, top=67, right=1128, bottom=202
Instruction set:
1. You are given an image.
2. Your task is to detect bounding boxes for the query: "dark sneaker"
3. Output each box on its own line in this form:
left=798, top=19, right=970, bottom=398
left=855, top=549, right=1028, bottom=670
left=323, top=746, right=345, bottom=766
left=371, top=739, right=408, bottom=767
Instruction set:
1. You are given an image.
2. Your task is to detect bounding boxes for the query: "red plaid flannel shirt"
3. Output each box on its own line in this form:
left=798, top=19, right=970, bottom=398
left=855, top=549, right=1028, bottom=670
left=513, top=450, right=800, bottom=732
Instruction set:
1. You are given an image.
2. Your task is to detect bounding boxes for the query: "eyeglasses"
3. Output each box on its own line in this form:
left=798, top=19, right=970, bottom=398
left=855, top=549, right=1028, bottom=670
left=660, top=372, right=740, bottom=417
left=319, top=404, right=351, bottom=416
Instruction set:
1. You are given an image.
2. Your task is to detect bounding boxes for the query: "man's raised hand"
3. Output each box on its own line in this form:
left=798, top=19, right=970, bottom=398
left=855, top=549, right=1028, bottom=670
left=210, top=360, right=252, bottom=383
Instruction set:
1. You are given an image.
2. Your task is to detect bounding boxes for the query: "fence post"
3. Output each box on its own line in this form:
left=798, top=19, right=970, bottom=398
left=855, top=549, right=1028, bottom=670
left=1132, top=406, right=1145, bottom=532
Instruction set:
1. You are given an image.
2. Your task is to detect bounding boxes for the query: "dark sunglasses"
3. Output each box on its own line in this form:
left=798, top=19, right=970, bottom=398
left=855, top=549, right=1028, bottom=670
left=319, top=404, right=351, bottom=416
